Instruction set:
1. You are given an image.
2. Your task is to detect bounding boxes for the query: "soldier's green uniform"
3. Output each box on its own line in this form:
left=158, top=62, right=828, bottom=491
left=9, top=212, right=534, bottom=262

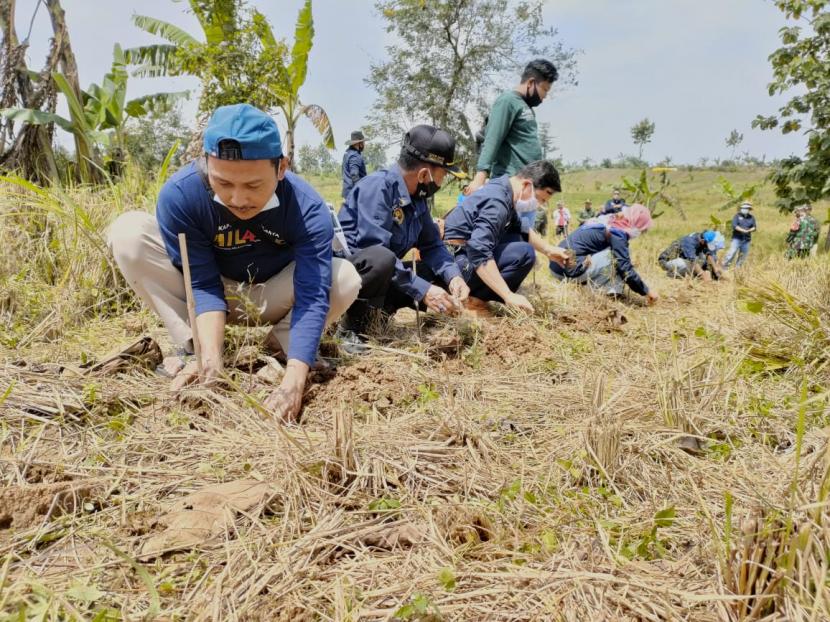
left=786, top=215, right=819, bottom=259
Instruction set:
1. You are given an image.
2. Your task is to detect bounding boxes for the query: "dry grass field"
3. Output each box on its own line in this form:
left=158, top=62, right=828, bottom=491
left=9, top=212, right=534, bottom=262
left=1, top=166, right=829, bottom=621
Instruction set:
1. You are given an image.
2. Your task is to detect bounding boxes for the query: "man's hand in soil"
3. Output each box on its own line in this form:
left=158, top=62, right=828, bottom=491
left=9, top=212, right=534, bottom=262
left=264, top=360, right=308, bottom=424
left=423, top=285, right=459, bottom=315
left=646, top=291, right=659, bottom=306
left=448, top=276, right=470, bottom=304
left=504, top=292, right=534, bottom=314
left=170, top=358, right=223, bottom=392
left=546, top=246, right=570, bottom=267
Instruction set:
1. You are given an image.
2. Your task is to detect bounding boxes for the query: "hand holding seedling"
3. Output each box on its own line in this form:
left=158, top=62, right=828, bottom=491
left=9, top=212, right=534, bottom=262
left=646, top=291, right=659, bottom=306
left=448, top=276, right=470, bottom=304
left=424, top=285, right=460, bottom=315
left=505, top=292, right=534, bottom=314
left=170, top=358, right=224, bottom=392
left=547, top=246, right=571, bottom=267
left=264, top=361, right=308, bottom=423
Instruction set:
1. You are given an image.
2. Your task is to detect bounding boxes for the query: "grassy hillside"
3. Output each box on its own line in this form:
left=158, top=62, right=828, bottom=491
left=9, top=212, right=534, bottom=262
left=1, top=165, right=829, bottom=620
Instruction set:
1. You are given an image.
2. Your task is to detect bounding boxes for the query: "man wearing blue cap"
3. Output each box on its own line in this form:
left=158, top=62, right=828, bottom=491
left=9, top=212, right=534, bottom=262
left=336, top=125, right=471, bottom=352
left=658, top=230, right=723, bottom=280
left=107, top=104, right=361, bottom=422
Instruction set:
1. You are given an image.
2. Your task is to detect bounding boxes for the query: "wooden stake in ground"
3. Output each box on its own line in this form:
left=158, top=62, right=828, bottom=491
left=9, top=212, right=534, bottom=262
left=178, top=233, right=203, bottom=376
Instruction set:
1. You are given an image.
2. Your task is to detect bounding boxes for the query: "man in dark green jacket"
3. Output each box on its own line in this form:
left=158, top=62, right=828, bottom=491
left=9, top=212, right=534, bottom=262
left=466, top=59, right=559, bottom=214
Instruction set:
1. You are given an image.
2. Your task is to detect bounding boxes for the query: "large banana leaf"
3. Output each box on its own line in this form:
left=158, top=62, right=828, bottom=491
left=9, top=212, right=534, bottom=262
left=189, top=0, right=238, bottom=46
left=125, top=91, right=190, bottom=118
left=302, top=104, right=334, bottom=149
left=0, top=108, right=74, bottom=133
left=288, top=0, right=314, bottom=95
left=122, top=44, right=181, bottom=77
left=132, top=15, right=200, bottom=46
left=52, top=72, right=101, bottom=182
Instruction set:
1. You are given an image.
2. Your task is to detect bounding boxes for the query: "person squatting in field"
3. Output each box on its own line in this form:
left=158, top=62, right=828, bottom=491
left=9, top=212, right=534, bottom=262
left=441, top=160, right=572, bottom=317
left=658, top=230, right=725, bottom=281
left=549, top=204, right=658, bottom=305
left=335, top=125, right=471, bottom=354
left=107, top=104, right=361, bottom=423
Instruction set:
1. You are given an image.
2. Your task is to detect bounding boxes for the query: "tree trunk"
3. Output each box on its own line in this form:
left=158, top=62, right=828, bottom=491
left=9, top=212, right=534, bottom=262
left=0, top=0, right=59, bottom=184
left=45, top=0, right=102, bottom=183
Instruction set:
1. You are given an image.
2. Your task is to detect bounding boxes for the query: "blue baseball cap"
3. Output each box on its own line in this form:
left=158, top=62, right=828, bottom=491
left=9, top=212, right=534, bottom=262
left=203, top=104, right=282, bottom=160
left=702, top=230, right=717, bottom=250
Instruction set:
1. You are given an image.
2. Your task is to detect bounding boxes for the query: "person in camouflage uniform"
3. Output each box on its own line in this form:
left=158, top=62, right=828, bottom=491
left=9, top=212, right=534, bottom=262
left=786, top=206, right=819, bottom=259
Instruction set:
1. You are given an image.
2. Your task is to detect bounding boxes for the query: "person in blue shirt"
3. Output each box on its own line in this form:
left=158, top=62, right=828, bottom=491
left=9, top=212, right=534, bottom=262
left=341, top=130, right=368, bottom=198
left=723, top=201, right=757, bottom=268
left=336, top=125, right=471, bottom=352
left=107, top=104, right=361, bottom=423
left=658, top=230, right=722, bottom=280
left=442, top=160, right=571, bottom=317
left=550, top=204, right=658, bottom=305
left=601, top=189, right=627, bottom=215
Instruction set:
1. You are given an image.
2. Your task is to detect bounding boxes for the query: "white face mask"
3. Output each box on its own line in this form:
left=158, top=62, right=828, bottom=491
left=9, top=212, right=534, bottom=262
left=627, top=227, right=642, bottom=239
left=515, top=182, right=538, bottom=214
left=213, top=191, right=280, bottom=212
left=740, top=208, right=750, bottom=215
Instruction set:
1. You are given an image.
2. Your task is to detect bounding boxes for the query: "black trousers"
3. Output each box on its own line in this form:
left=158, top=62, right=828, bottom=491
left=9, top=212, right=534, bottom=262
left=343, top=244, right=447, bottom=333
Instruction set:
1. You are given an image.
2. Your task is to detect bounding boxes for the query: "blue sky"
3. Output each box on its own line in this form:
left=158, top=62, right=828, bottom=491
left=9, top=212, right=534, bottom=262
left=22, top=0, right=805, bottom=164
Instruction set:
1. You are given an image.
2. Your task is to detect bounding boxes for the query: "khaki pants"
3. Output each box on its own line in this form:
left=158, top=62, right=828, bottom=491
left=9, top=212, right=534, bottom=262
left=107, top=211, right=361, bottom=355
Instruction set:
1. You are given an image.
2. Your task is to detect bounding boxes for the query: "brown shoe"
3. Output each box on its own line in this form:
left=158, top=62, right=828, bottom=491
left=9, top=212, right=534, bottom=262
left=462, top=296, right=493, bottom=319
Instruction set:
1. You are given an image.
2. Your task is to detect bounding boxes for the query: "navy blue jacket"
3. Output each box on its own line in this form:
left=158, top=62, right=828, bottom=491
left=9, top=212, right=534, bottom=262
left=442, top=176, right=525, bottom=269
left=680, top=233, right=708, bottom=261
left=550, top=223, right=649, bottom=295
left=341, top=147, right=367, bottom=198
left=338, top=165, right=461, bottom=300
left=602, top=198, right=626, bottom=214
left=156, top=162, right=333, bottom=366
left=731, top=213, right=757, bottom=241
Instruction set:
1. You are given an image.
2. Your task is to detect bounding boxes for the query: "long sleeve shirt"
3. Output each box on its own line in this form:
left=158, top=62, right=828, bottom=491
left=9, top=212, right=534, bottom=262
left=475, top=90, right=542, bottom=177
left=156, top=162, right=334, bottom=366
left=442, top=176, right=525, bottom=269
left=550, top=223, right=649, bottom=295
left=341, top=147, right=367, bottom=198
left=337, top=165, right=461, bottom=300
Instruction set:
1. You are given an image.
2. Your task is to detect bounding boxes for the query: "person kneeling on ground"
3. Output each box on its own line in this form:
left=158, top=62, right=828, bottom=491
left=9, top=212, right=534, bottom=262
left=658, top=230, right=722, bottom=280
left=441, top=160, right=571, bottom=317
left=549, top=204, right=658, bottom=305
left=336, top=125, right=471, bottom=353
left=107, top=104, right=361, bottom=422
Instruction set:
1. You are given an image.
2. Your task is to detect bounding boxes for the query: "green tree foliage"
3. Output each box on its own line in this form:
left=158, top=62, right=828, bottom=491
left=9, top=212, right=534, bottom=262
left=367, top=0, right=577, bottom=169
left=296, top=143, right=337, bottom=175
left=753, top=0, right=830, bottom=216
left=123, top=108, right=192, bottom=174
left=630, top=118, right=655, bottom=161
left=0, top=44, right=186, bottom=182
left=361, top=141, right=388, bottom=172
left=126, top=0, right=289, bottom=113
left=725, top=129, right=744, bottom=160
left=127, top=0, right=333, bottom=166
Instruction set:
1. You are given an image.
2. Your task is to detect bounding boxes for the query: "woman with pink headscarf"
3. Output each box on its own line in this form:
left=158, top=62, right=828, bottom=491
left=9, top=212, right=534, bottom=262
left=549, top=204, right=658, bottom=305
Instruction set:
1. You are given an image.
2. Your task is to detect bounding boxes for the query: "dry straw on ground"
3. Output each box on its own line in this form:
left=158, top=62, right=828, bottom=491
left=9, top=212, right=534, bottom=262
left=1, top=177, right=829, bottom=620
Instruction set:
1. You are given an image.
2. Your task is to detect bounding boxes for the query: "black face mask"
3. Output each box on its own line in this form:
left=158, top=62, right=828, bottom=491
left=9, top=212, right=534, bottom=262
left=415, top=170, right=440, bottom=198
left=356, top=144, right=364, bottom=152
left=523, top=83, right=542, bottom=108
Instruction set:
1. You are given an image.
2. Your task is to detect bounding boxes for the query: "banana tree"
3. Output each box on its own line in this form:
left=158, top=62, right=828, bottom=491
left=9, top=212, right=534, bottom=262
left=261, top=0, right=334, bottom=167
left=0, top=44, right=187, bottom=183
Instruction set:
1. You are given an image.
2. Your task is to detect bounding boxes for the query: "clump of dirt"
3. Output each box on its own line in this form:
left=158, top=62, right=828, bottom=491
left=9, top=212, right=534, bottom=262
left=479, top=319, right=545, bottom=367
left=304, top=358, right=420, bottom=410
left=0, top=480, right=104, bottom=532
left=21, top=463, right=74, bottom=485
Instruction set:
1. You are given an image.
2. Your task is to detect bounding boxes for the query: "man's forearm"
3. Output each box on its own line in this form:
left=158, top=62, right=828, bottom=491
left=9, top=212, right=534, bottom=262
left=195, top=310, right=226, bottom=367
left=475, top=260, right=513, bottom=300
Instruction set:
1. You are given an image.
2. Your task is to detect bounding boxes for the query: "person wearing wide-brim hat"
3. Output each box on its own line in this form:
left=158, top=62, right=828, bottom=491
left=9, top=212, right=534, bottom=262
left=341, top=130, right=368, bottom=199
left=723, top=200, right=757, bottom=268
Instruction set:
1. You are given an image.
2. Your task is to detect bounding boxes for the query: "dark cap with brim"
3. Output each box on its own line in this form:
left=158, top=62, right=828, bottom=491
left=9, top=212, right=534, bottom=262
left=346, top=130, right=366, bottom=146
left=402, top=124, right=467, bottom=179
